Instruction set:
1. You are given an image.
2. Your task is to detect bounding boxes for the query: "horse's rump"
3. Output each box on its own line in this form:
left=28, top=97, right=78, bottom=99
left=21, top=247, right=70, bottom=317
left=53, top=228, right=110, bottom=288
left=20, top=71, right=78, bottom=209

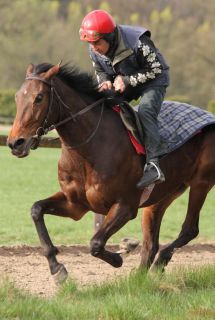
left=158, top=101, right=215, bottom=153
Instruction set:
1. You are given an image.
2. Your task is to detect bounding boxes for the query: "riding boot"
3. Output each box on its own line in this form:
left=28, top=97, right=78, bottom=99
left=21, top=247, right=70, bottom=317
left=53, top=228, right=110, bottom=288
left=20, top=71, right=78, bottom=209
left=136, top=158, right=165, bottom=189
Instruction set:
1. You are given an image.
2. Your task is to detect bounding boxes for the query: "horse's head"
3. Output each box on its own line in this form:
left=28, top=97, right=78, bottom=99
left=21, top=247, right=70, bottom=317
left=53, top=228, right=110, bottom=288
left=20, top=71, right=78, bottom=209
left=8, top=63, right=60, bottom=157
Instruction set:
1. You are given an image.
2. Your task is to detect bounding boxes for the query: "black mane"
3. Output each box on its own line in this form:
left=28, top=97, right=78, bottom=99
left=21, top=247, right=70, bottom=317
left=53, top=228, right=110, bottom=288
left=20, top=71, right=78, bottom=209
left=33, top=63, right=103, bottom=100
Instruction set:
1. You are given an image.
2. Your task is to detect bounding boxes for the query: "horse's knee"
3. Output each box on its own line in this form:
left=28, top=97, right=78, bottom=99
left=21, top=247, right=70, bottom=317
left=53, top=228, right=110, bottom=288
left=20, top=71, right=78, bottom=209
left=192, top=226, right=199, bottom=238
left=189, top=226, right=199, bottom=240
left=31, top=202, right=43, bottom=221
left=180, top=226, right=199, bottom=241
left=90, top=238, right=104, bottom=257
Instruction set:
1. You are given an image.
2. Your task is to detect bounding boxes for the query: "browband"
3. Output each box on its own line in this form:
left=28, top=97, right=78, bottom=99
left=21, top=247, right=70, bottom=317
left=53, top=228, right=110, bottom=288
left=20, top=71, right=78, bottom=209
left=25, top=75, right=51, bottom=86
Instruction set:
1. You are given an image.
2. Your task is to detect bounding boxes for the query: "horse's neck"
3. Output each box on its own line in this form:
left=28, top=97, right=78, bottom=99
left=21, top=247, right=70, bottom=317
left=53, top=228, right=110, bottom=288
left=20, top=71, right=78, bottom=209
left=55, top=82, right=105, bottom=151
left=56, top=80, right=87, bottom=115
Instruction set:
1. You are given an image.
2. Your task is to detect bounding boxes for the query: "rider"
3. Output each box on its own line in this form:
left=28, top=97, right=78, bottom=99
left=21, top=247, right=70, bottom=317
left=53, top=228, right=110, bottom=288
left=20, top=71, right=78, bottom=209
left=79, top=9, right=170, bottom=188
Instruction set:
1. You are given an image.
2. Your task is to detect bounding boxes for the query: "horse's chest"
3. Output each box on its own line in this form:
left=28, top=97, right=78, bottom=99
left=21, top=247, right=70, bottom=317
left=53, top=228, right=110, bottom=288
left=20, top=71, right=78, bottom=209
left=85, top=183, right=111, bottom=212
left=59, top=175, right=82, bottom=201
left=58, top=162, right=86, bottom=201
left=60, top=178, right=109, bottom=213
left=58, top=153, right=122, bottom=213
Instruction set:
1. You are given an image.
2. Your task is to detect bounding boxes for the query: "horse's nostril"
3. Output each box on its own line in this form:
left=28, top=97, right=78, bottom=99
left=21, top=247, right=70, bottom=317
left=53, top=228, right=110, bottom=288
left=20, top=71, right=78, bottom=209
left=14, top=138, right=25, bottom=149
left=8, top=138, right=25, bottom=150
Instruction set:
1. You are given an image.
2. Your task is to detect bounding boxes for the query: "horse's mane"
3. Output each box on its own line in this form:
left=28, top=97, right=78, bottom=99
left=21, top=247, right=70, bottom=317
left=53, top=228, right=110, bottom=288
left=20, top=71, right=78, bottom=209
left=33, top=63, right=104, bottom=100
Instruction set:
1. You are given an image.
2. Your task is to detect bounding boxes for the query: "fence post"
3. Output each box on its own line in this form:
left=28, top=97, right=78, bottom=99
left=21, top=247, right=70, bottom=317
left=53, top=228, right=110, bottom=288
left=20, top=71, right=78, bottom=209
left=94, top=213, right=105, bottom=233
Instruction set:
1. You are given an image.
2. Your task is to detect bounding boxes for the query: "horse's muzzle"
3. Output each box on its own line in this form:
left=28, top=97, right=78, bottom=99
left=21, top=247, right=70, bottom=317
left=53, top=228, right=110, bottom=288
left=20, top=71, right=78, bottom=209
left=7, top=136, right=40, bottom=157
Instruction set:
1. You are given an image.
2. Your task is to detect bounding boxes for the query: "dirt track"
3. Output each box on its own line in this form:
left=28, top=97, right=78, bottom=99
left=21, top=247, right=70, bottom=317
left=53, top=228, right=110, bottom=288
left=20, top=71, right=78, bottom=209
left=0, top=243, right=215, bottom=297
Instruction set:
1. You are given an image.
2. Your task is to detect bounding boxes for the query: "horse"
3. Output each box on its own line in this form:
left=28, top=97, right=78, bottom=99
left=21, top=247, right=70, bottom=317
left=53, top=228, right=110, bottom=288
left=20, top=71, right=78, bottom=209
left=8, top=63, right=215, bottom=282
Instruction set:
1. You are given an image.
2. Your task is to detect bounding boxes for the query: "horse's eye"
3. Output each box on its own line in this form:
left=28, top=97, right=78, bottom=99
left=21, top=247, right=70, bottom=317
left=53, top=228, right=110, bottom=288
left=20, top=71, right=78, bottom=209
left=35, top=93, right=44, bottom=104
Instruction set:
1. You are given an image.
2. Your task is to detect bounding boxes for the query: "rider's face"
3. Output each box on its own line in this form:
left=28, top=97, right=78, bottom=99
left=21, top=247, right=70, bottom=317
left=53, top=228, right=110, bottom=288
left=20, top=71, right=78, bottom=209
left=88, top=39, right=110, bottom=56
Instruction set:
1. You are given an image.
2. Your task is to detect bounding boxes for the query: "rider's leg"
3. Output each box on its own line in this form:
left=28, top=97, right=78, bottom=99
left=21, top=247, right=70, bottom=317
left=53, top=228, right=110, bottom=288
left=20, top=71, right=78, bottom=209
left=137, top=86, right=167, bottom=189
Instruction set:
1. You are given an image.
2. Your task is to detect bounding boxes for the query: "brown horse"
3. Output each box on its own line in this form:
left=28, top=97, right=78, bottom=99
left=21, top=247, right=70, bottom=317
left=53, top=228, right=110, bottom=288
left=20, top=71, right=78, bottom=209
left=8, top=63, right=215, bottom=282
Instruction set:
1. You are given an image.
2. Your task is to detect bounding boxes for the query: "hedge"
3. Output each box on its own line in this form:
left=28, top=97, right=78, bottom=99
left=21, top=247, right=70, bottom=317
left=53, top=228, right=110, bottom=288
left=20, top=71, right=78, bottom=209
left=207, top=99, right=215, bottom=115
left=0, top=89, right=16, bottom=118
left=166, top=95, right=191, bottom=104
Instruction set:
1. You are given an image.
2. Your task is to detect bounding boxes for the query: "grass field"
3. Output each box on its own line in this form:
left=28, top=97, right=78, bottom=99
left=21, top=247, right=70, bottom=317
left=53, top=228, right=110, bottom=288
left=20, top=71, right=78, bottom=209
left=0, top=146, right=215, bottom=246
left=0, top=266, right=215, bottom=319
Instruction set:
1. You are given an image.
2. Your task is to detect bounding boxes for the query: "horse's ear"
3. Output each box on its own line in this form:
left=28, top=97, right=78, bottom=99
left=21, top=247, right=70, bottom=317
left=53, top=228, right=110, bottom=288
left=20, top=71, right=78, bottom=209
left=26, top=63, right=34, bottom=77
left=44, top=64, right=60, bottom=80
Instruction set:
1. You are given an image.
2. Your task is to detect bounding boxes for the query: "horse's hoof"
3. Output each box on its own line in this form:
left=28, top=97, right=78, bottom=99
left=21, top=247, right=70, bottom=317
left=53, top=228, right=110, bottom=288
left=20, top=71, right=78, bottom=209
left=111, top=253, right=123, bottom=268
left=117, top=237, right=140, bottom=254
left=53, top=265, right=68, bottom=285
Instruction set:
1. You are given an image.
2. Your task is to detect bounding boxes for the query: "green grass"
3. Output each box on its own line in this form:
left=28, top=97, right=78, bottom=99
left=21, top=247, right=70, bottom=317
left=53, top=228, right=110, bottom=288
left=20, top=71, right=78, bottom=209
left=0, top=266, right=215, bottom=319
left=0, top=146, right=214, bottom=245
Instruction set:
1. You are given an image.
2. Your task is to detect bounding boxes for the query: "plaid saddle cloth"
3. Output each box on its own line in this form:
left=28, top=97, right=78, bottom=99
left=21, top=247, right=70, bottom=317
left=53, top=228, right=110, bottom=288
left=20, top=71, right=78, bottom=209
left=118, top=100, right=215, bottom=154
left=158, top=101, right=215, bottom=153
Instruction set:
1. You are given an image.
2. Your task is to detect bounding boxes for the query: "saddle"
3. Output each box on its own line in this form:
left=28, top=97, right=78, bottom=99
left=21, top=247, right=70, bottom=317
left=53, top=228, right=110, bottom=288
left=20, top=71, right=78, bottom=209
left=111, top=101, right=146, bottom=154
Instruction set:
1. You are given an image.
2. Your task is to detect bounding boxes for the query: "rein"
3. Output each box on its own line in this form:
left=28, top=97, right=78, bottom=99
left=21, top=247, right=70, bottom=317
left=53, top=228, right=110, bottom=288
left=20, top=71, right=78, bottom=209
left=25, top=75, right=105, bottom=148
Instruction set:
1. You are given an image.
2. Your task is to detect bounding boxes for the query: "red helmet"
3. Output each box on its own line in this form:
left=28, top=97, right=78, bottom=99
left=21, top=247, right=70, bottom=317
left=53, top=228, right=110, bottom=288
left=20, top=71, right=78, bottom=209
left=79, top=10, right=116, bottom=42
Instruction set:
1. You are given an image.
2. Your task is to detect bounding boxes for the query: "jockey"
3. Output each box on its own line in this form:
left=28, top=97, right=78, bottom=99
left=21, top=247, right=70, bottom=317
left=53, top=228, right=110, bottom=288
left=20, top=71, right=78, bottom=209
left=79, top=9, right=170, bottom=189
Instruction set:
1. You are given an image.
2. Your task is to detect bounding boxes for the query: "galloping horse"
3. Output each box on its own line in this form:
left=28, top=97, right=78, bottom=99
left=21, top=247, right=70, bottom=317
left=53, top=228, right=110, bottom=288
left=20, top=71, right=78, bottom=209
left=8, top=63, right=215, bottom=282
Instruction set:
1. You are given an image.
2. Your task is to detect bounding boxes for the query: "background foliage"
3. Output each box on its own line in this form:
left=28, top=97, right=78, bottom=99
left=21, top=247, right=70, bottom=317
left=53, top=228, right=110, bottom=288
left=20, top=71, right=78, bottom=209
left=0, top=0, right=214, bottom=111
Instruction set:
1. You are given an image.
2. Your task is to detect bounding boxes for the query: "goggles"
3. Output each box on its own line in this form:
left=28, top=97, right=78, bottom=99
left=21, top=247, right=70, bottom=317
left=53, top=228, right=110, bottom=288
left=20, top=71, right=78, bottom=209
left=79, top=28, right=102, bottom=42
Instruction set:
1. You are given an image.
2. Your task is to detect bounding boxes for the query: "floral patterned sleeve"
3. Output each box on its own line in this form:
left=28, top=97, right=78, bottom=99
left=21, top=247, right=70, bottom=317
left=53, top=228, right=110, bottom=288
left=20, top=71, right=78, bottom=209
left=127, top=36, right=163, bottom=87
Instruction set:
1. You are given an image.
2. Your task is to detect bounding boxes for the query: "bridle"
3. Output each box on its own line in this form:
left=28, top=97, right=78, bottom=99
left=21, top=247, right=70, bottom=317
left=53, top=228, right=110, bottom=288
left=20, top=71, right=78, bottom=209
left=25, top=75, right=105, bottom=149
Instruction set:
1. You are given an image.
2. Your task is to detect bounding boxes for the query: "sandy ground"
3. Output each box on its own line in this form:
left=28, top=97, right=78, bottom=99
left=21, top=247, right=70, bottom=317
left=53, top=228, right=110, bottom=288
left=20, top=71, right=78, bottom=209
left=0, top=243, right=215, bottom=297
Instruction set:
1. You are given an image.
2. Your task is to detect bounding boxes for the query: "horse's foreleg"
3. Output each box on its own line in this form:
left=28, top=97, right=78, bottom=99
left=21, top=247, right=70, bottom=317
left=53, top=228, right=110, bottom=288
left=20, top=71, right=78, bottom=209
left=90, top=202, right=138, bottom=268
left=153, top=180, right=213, bottom=269
left=31, top=191, right=87, bottom=280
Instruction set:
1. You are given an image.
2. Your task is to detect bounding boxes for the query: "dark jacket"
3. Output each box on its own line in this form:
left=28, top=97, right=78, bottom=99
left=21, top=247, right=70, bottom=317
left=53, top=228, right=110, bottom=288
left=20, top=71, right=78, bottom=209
left=90, top=25, right=170, bottom=101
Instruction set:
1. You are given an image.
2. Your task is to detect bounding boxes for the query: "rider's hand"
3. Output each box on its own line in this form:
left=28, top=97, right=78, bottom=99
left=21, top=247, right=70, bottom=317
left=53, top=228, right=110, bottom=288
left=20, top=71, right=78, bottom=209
left=98, top=81, right=113, bottom=92
left=113, top=76, right=126, bottom=93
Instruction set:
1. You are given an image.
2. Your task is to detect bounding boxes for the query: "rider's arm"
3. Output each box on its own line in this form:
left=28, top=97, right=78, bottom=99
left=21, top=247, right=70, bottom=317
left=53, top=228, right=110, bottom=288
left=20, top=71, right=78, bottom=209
left=121, top=35, right=163, bottom=87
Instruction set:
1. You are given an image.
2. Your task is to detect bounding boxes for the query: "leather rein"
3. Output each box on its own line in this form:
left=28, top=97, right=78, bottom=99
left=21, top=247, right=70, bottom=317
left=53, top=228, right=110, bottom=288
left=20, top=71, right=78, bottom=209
left=25, top=75, right=105, bottom=149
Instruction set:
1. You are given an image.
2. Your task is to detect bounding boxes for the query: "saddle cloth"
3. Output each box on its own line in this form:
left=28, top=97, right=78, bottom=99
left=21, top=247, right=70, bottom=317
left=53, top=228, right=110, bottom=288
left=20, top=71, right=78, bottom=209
left=116, top=101, right=215, bottom=155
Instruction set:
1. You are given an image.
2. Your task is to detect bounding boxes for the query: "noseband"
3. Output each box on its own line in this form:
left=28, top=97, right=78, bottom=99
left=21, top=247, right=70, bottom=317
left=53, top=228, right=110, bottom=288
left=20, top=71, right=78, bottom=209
left=25, top=75, right=105, bottom=148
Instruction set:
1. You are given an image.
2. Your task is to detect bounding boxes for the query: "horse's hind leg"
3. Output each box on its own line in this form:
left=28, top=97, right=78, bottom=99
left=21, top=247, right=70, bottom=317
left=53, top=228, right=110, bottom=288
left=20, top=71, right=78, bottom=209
left=153, top=179, right=214, bottom=269
left=140, top=184, right=187, bottom=269
left=31, top=191, right=87, bottom=282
